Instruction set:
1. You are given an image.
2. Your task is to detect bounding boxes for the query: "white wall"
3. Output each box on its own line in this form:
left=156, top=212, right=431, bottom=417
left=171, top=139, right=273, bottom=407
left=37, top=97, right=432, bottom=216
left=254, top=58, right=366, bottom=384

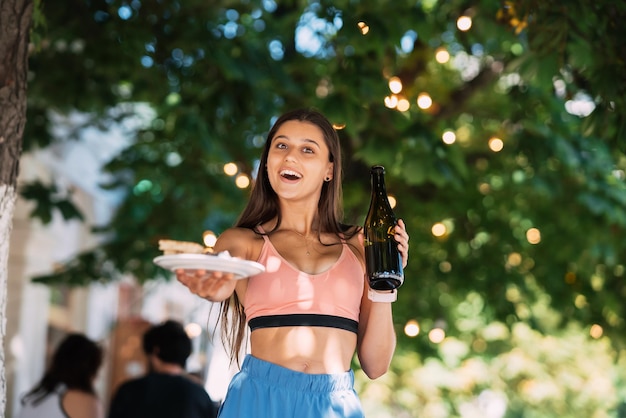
left=6, top=111, right=133, bottom=416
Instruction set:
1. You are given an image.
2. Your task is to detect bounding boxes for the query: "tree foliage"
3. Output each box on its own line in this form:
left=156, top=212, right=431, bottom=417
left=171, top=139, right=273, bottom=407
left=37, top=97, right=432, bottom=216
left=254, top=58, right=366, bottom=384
left=22, top=0, right=626, bottom=379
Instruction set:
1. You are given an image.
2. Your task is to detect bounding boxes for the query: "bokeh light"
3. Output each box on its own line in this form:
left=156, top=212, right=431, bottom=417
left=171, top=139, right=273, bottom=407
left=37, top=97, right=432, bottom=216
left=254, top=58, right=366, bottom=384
left=526, top=228, right=541, bottom=244
left=384, top=95, right=398, bottom=109
left=235, top=173, right=250, bottom=188
left=442, top=130, right=456, bottom=144
left=357, top=21, right=369, bottom=35
left=564, top=271, right=576, bottom=284
left=575, top=294, right=587, bottom=309
left=429, top=327, right=446, bottom=343
left=431, top=222, right=447, bottom=237
left=185, top=322, right=202, bottom=338
left=506, top=252, right=522, bottom=267
left=435, top=47, right=450, bottom=63
left=224, top=162, right=238, bottom=176
left=457, top=16, right=472, bottom=31
left=404, top=319, right=420, bottom=337
left=489, top=137, right=504, bottom=152
left=388, top=76, right=403, bottom=94
left=203, top=230, right=217, bottom=248
left=439, top=261, right=452, bottom=273
left=417, top=93, right=433, bottom=109
left=590, top=324, right=603, bottom=339
left=396, top=97, right=410, bottom=112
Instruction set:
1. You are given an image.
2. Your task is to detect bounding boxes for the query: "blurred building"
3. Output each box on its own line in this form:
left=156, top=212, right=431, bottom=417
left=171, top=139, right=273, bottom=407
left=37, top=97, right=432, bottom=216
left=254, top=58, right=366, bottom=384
left=6, top=111, right=237, bottom=417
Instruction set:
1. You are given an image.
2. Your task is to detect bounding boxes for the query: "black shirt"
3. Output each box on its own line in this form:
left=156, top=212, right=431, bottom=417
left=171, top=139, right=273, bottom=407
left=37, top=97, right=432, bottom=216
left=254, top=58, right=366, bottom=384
left=108, top=372, right=219, bottom=418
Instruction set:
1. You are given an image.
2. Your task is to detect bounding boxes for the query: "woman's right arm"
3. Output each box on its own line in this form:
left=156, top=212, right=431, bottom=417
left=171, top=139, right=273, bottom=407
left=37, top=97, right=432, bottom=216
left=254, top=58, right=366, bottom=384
left=175, top=227, right=251, bottom=302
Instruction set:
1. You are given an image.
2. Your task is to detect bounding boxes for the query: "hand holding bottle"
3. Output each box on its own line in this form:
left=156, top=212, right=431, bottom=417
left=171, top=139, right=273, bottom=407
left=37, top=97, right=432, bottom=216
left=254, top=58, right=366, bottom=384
left=364, top=165, right=407, bottom=291
left=394, top=218, right=409, bottom=269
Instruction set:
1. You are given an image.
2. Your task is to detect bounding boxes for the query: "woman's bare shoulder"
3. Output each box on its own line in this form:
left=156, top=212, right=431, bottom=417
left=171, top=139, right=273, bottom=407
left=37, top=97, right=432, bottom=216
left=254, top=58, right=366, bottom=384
left=214, top=227, right=263, bottom=260
left=63, top=389, right=98, bottom=401
left=216, top=226, right=259, bottom=241
left=62, top=390, right=102, bottom=418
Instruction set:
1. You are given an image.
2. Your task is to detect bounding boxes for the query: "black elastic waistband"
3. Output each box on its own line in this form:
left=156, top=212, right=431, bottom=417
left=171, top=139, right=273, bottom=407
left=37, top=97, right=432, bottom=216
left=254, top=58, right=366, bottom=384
left=248, top=314, right=358, bottom=334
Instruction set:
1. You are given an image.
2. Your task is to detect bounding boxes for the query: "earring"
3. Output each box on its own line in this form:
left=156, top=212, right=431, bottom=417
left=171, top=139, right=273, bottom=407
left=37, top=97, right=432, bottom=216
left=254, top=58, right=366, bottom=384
left=324, top=176, right=331, bottom=182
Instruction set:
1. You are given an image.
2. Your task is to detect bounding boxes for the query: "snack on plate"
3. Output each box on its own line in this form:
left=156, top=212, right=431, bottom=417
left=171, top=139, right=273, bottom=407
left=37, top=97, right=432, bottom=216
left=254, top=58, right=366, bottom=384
left=158, top=239, right=208, bottom=255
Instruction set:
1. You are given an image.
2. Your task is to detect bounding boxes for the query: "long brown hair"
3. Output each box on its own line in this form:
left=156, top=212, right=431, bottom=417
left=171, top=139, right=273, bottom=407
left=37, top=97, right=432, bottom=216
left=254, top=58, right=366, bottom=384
left=220, top=108, right=359, bottom=365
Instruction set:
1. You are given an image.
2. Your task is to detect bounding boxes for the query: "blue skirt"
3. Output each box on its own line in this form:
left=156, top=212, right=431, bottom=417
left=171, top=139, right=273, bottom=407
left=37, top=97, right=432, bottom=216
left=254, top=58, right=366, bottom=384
left=218, top=355, right=364, bottom=418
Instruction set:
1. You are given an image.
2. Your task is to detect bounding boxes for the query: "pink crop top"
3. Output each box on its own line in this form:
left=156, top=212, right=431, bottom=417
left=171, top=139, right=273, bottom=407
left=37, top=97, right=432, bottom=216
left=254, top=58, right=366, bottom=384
left=244, top=230, right=364, bottom=334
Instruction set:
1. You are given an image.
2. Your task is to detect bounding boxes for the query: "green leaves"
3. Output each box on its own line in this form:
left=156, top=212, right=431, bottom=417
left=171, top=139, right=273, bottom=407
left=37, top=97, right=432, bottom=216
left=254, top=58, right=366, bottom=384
left=20, top=180, right=84, bottom=224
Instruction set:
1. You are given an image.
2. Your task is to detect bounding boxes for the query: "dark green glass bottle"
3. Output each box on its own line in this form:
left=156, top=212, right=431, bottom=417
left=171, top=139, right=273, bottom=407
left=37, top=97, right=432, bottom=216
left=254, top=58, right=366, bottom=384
left=364, top=165, right=404, bottom=290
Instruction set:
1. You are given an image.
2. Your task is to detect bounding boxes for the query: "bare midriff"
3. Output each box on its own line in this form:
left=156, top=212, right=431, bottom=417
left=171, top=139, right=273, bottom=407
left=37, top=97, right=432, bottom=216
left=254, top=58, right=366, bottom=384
left=250, top=326, right=358, bottom=374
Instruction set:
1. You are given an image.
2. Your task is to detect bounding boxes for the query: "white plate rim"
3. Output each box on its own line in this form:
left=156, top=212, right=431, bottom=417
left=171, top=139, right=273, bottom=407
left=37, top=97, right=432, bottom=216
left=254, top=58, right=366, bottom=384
left=153, top=253, right=265, bottom=279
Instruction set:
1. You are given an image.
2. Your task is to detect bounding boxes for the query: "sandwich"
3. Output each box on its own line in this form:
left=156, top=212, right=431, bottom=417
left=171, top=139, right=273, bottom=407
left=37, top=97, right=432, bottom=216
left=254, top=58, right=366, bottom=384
left=158, top=239, right=212, bottom=255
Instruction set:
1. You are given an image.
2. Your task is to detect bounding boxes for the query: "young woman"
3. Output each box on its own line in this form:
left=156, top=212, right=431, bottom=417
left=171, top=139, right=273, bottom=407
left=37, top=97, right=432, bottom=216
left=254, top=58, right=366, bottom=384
left=176, top=108, right=409, bottom=417
left=18, top=333, right=104, bottom=418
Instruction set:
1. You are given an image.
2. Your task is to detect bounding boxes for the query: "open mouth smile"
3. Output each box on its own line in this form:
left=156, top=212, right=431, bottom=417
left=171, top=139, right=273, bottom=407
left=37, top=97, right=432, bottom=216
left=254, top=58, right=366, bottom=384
left=280, top=169, right=302, bottom=181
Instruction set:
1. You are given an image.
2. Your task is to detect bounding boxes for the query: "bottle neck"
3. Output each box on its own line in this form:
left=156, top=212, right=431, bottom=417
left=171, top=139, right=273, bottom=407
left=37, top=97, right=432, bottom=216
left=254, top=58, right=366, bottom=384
left=371, top=171, right=387, bottom=196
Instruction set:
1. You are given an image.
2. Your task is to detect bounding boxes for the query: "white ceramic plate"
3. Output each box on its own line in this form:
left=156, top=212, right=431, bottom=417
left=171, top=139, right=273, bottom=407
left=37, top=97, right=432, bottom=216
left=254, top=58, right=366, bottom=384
left=153, top=253, right=265, bottom=280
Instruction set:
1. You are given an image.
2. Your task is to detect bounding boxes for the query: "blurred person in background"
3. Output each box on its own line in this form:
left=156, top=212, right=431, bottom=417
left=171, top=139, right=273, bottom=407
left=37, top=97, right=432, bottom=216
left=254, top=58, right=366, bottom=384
left=17, top=333, right=105, bottom=418
left=107, top=319, right=218, bottom=418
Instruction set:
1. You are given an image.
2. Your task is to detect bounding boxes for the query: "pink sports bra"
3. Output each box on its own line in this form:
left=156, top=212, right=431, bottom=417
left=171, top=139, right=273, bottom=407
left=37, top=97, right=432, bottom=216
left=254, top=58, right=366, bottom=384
left=244, top=229, right=364, bottom=334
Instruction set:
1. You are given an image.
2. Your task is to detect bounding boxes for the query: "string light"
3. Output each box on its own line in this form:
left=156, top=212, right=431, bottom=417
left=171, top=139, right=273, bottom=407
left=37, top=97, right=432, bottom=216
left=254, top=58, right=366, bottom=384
left=431, top=222, right=446, bottom=237
left=506, top=252, right=522, bottom=267
left=388, top=195, right=397, bottom=208
left=384, top=95, right=399, bottom=109
left=428, top=327, right=445, bottom=343
left=388, top=76, right=403, bottom=94
left=435, top=47, right=450, bottom=63
left=526, top=228, right=541, bottom=244
left=457, top=16, right=472, bottom=31
left=442, top=130, right=456, bottom=144
left=235, top=173, right=250, bottom=188
left=357, top=21, right=369, bottom=35
left=416, top=93, right=432, bottom=109
left=224, top=162, right=238, bottom=176
left=590, top=324, right=603, bottom=339
left=404, top=319, right=420, bottom=337
left=203, top=230, right=217, bottom=248
left=489, top=137, right=504, bottom=152
left=396, top=97, right=410, bottom=112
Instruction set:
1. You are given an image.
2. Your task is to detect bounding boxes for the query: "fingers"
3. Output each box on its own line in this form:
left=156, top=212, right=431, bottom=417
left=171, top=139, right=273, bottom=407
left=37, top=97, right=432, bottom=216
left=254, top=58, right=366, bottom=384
left=395, top=219, right=410, bottom=268
left=175, top=269, right=234, bottom=300
left=394, top=219, right=409, bottom=246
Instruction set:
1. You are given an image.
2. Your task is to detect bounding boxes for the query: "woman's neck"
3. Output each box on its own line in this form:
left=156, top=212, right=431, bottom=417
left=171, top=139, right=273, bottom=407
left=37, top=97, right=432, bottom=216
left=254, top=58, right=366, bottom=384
left=277, top=200, right=320, bottom=233
left=273, top=217, right=320, bottom=237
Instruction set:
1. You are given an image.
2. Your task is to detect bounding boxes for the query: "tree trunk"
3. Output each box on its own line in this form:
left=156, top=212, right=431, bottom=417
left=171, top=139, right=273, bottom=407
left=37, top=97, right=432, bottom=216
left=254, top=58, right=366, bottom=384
left=0, top=0, right=34, bottom=415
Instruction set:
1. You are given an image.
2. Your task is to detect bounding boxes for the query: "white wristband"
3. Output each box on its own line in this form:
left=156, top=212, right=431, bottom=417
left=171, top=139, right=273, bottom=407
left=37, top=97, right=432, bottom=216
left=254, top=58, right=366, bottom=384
left=368, top=287, right=398, bottom=303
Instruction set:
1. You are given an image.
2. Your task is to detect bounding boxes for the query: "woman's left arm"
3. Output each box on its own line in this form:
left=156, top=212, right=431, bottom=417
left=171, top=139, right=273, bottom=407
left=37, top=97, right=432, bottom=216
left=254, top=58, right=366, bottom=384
left=356, top=219, right=409, bottom=379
